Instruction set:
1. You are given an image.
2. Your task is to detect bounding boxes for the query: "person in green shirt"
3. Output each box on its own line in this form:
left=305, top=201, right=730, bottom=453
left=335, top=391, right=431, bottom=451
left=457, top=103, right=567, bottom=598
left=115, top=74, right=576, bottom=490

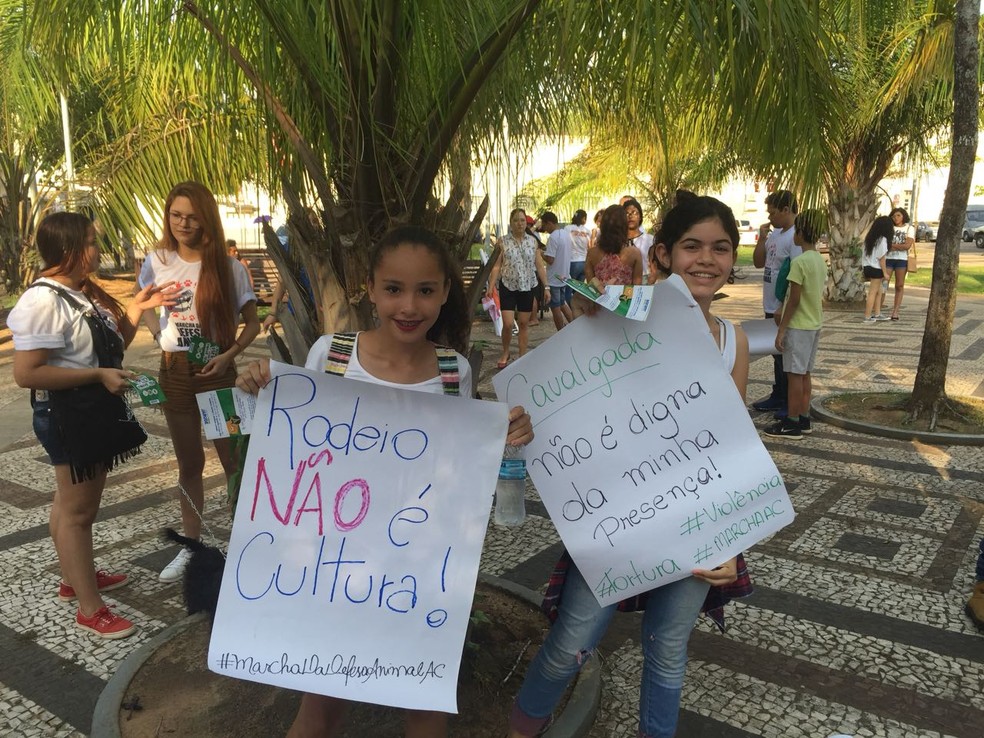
left=766, top=211, right=827, bottom=440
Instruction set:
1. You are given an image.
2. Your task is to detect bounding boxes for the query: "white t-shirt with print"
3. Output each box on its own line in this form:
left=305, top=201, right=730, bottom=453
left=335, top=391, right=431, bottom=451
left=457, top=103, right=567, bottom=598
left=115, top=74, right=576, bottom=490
left=566, top=224, right=590, bottom=262
left=544, top=229, right=574, bottom=288
left=629, top=232, right=654, bottom=278
left=761, top=226, right=801, bottom=314
left=139, top=250, right=256, bottom=352
left=887, top=224, right=915, bottom=261
left=8, top=278, right=122, bottom=370
left=305, top=333, right=473, bottom=398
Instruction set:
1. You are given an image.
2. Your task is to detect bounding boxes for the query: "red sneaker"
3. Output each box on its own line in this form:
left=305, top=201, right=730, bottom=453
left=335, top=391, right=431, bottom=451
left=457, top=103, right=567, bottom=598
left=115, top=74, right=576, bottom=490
left=58, top=571, right=129, bottom=601
left=76, top=606, right=136, bottom=639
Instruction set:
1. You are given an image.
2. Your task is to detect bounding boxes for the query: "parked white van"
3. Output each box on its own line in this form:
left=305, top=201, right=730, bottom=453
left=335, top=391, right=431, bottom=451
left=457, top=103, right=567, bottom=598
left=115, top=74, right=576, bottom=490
left=963, top=204, right=984, bottom=241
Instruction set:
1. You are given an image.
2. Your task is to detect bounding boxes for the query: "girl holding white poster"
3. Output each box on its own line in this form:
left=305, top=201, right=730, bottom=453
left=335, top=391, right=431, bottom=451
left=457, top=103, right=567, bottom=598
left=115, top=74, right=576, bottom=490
left=237, top=225, right=533, bottom=738
left=508, top=193, right=753, bottom=738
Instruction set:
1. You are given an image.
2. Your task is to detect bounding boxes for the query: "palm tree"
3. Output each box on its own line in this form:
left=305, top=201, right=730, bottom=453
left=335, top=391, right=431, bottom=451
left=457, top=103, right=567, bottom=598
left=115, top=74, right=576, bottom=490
left=777, top=0, right=978, bottom=303
left=23, top=1, right=839, bottom=354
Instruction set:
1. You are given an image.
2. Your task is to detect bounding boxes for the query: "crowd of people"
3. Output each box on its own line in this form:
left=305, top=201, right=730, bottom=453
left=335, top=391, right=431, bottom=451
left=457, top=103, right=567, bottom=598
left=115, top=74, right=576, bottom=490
left=8, top=182, right=980, bottom=737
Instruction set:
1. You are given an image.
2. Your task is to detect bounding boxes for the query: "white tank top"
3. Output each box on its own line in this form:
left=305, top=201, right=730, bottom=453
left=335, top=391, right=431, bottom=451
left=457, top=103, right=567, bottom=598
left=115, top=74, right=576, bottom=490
left=715, top=317, right=737, bottom=373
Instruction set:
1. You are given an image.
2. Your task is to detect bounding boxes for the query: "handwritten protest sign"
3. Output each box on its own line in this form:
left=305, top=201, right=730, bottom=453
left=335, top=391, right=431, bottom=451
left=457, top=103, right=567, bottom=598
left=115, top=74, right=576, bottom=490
left=209, top=362, right=509, bottom=712
left=493, top=275, right=793, bottom=605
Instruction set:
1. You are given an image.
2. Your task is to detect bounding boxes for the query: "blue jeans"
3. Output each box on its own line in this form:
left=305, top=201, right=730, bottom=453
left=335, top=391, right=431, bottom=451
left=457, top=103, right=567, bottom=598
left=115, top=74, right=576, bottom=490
left=570, top=261, right=586, bottom=281
left=511, top=563, right=709, bottom=737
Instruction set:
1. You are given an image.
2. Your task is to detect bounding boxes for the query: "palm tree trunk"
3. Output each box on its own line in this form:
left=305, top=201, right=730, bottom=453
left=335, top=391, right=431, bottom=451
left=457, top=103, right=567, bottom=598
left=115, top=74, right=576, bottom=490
left=907, top=0, right=980, bottom=428
left=824, top=183, right=877, bottom=304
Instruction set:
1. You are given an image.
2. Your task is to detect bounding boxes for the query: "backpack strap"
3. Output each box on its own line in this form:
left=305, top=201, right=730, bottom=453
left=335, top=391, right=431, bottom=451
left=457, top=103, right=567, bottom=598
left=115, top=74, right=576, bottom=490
left=435, top=347, right=460, bottom=397
left=324, top=332, right=358, bottom=376
left=324, top=332, right=459, bottom=396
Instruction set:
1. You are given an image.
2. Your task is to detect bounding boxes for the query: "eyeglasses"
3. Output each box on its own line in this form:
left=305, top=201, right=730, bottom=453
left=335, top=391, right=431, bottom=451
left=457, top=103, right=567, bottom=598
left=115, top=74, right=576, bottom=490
left=168, top=211, right=201, bottom=227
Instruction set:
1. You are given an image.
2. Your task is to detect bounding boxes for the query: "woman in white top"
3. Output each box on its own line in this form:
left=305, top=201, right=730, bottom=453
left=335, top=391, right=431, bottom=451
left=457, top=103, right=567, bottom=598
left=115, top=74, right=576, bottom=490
left=9, top=212, right=173, bottom=639
left=862, top=216, right=893, bottom=322
left=623, top=198, right=653, bottom=283
left=139, top=181, right=260, bottom=582
left=882, top=207, right=915, bottom=320
left=486, top=208, right=547, bottom=368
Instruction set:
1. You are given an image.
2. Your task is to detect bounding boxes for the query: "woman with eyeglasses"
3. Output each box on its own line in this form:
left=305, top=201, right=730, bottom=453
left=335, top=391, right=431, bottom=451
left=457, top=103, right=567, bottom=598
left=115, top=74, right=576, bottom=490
left=138, top=181, right=259, bottom=583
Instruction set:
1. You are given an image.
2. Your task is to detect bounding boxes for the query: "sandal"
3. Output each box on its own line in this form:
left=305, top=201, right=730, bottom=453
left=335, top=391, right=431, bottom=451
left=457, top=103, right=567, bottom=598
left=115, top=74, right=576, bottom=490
left=496, top=356, right=511, bottom=369
left=890, top=315, right=899, bottom=321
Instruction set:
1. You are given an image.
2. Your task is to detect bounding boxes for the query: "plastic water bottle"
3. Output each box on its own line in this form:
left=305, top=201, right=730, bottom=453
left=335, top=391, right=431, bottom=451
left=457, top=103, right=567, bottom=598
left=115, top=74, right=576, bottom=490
left=494, top=444, right=526, bottom=527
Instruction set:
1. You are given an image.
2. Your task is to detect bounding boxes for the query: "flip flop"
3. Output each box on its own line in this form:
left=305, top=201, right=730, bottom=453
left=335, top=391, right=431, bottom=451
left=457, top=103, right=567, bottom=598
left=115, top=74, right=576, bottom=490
left=890, top=315, right=899, bottom=321
left=496, top=357, right=511, bottom=369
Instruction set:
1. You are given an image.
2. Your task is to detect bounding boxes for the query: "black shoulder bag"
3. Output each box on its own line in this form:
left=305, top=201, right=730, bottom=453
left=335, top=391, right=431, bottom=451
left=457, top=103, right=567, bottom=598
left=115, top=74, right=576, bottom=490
left=31, top=283, right=147, bottom=483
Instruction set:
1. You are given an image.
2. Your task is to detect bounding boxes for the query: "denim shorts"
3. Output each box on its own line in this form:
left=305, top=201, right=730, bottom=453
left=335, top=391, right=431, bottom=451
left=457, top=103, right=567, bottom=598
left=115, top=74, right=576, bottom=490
left=885, top=258, right=908, bottom=271
left=32, top=398, right=71, bottom=465
left=548, top=286, right=568, bottom=308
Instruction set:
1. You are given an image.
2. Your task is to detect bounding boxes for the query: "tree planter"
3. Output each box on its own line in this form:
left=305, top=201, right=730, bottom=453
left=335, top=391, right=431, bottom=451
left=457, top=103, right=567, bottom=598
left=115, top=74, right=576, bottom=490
left=93, top=574, right=601, bottom=737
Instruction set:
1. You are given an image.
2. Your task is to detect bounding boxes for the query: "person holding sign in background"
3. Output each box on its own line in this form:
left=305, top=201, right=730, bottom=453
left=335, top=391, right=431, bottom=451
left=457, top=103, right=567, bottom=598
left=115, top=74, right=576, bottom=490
left=765, top=211, right=827, bottom=440
left=237, top=225, right=534, bottom=738
left=507, top=193, right=752, bottom=738
left=9, top=212, right=176, bottom=638
left=139, top=182, right=260, bottom=583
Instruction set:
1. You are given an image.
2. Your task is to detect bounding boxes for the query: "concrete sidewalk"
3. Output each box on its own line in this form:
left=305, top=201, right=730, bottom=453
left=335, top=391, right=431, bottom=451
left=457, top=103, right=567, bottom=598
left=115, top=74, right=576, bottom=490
left=0, top=271, right=982, bottom=738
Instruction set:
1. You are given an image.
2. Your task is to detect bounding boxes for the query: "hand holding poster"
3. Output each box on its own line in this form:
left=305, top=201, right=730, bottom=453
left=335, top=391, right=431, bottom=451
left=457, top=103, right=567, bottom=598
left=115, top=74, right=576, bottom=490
left=565, top=278, right=655, bottom=321
left=208, top=361, right=509, bottom=712
left=493, top=276, right=793, bottom=605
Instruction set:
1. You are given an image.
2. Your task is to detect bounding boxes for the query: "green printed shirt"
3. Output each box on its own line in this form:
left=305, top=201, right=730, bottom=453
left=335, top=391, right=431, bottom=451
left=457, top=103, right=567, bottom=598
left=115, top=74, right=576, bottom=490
left=786, top=250, right=826, bottom=330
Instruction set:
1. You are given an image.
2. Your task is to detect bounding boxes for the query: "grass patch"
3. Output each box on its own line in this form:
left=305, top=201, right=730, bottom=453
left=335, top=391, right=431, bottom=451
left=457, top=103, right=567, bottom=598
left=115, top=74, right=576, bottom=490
left=736, top=247, right=755, bottom=268
left=821, top=391, right=984, bottom=435
left=903, top=265, right=984, bottom=295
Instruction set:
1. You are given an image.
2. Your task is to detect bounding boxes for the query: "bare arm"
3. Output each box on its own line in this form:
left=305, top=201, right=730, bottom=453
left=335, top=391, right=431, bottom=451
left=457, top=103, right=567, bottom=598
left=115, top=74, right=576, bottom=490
left=14, top=349, right=132, bottom=394
left=730, top=325, right=750, bottom=402
left=584, top=249, right=598, bottom=282
left=485, top=252, right=503, bottom=298
left=534, top=250, right=548, bottom=285
left=119, top=282, right=176, bottom=348
left=262, top=280, right=288, bottom=332
left=775, top=283, right=802, bottom=352
left=753, top=225, right=769, bottom=268
left=199, top=301, right=262, bottom=377
left=691, top=321, right=748, bottom=586
left=631, top=249, right=643, bottom=285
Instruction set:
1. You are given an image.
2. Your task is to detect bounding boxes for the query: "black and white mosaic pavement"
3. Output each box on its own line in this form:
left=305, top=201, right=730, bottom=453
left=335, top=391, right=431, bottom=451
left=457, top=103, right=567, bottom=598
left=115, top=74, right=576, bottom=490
left=1, top=279, right=982, bottom=738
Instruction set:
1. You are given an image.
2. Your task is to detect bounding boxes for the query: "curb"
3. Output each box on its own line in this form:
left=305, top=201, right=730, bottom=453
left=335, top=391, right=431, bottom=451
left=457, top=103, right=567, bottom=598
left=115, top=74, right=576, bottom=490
left=93, top=579, right=601, bottom=738
left=91, top=613, right=207, bottom=738
left=478, top=573, right=602, bottom=738
left=812, top=395, right=984, bottom=446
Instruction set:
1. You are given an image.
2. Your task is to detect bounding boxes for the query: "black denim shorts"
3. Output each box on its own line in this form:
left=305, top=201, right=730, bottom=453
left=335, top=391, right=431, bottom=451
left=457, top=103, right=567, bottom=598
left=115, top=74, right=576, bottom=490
left=32, top=397, right=71, bottom=465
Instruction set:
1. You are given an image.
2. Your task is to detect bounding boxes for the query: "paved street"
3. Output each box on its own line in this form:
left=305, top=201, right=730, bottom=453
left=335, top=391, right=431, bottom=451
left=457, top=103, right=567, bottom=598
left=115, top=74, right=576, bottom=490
left=0, top=269, right=982, bottom=737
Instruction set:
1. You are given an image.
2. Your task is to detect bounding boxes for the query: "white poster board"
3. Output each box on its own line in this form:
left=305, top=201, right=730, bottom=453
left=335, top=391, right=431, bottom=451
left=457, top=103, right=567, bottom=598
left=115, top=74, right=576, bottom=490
left=209, top=362, right=509, bottom=712
left=741, top=318, right=780, bottom=356
left=493, top=275, right=793, bottom=605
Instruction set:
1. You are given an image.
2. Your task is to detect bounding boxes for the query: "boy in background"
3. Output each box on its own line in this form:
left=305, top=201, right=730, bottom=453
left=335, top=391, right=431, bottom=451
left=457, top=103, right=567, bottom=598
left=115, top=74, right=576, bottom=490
left=765, top=211, right=827, bottom=440
left=751, top=190, right=800, bottom=416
